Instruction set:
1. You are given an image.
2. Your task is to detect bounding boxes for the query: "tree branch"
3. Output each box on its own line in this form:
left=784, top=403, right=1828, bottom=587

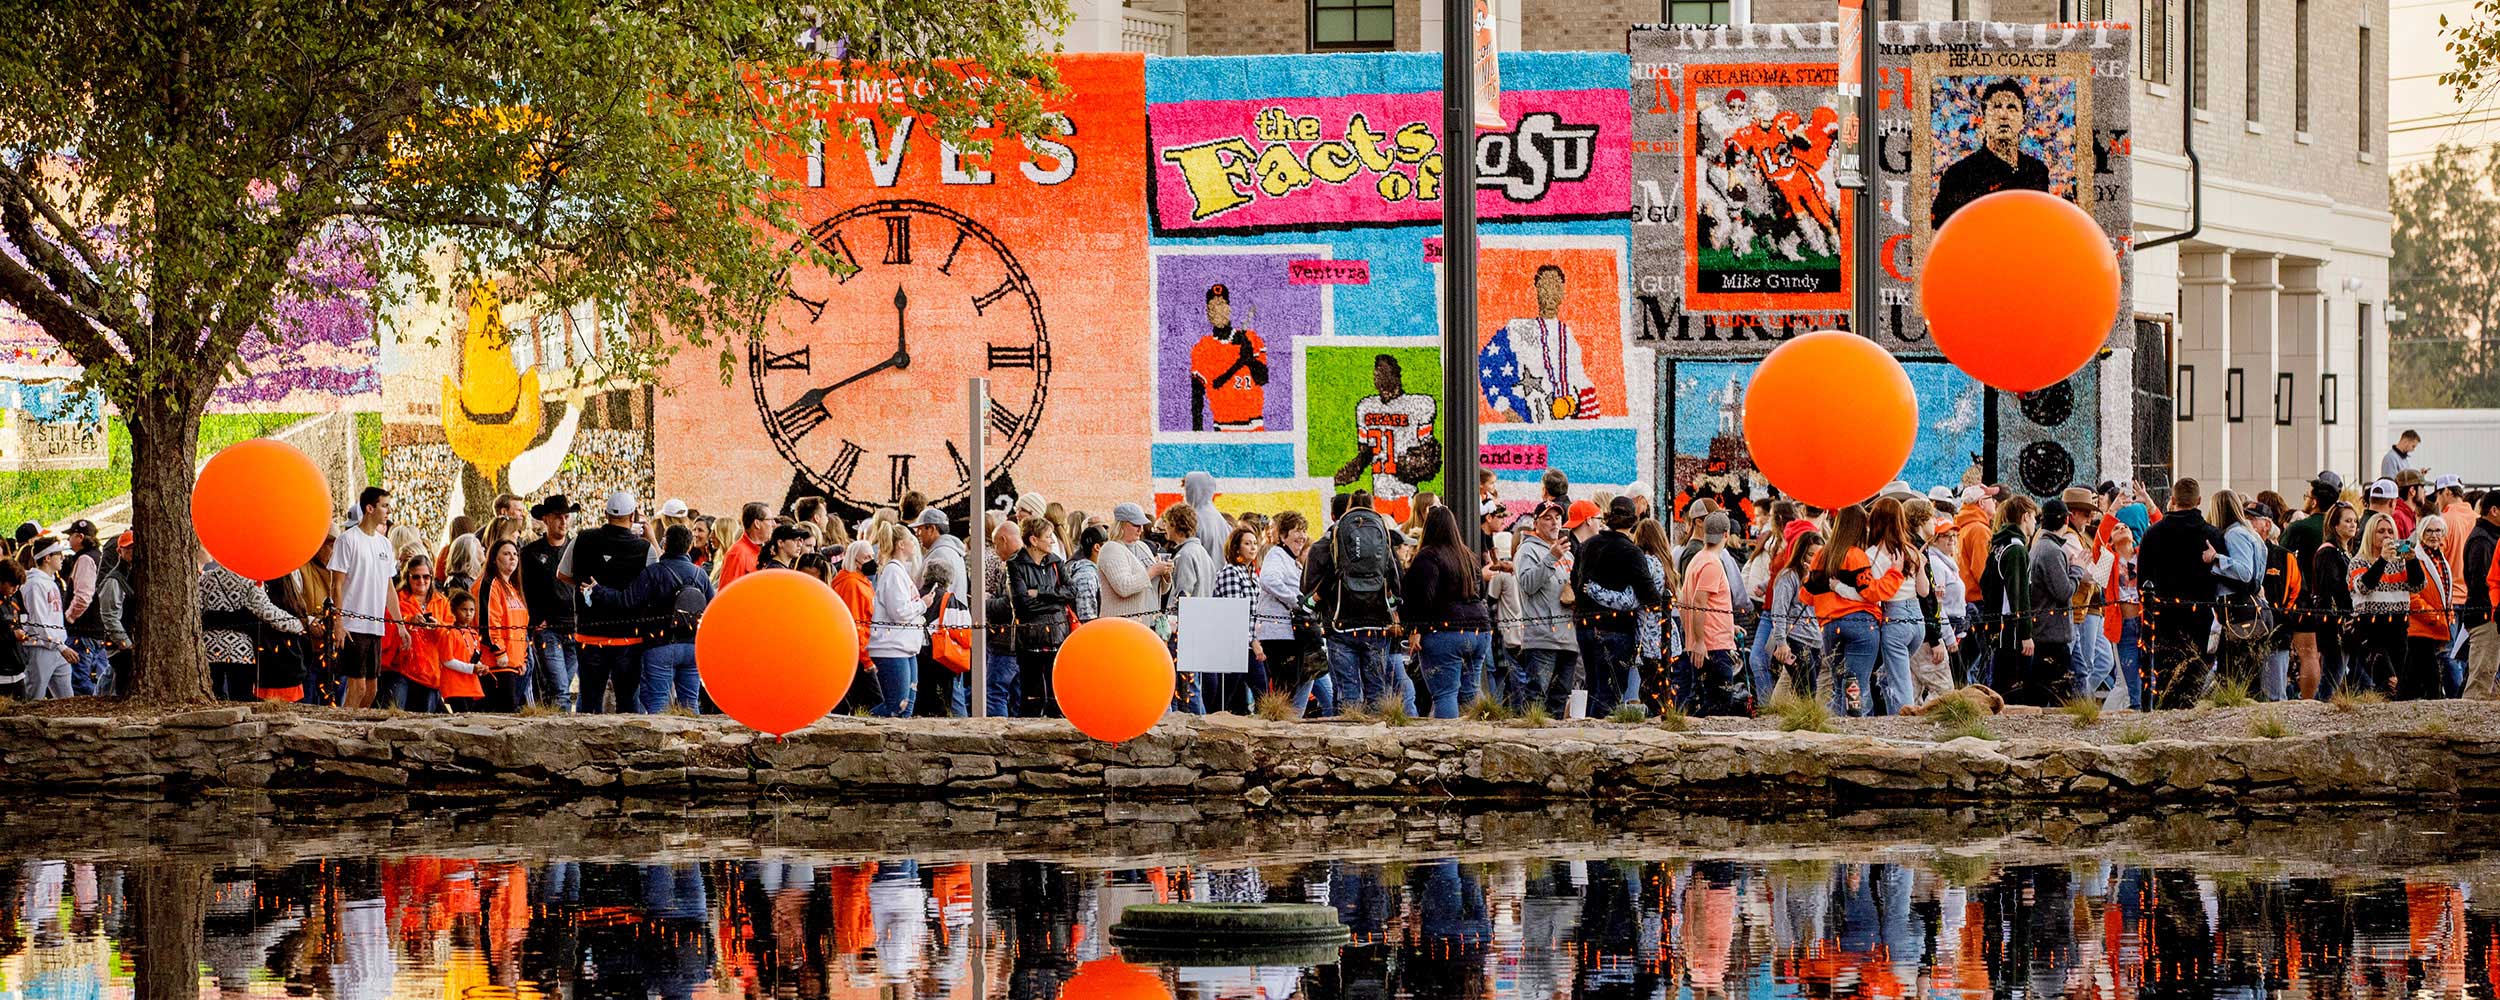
left=330, top=203, right=584, bottom=253
left=0, top=241, right=129, bottom=370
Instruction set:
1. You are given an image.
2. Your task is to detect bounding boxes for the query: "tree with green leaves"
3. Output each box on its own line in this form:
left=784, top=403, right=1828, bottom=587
left=2388, top=144, right=2500, bottom=409
left=0, top=0, right=1066, bottom=703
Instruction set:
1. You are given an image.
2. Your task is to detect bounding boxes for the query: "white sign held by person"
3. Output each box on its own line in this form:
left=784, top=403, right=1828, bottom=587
left=1176, top=597, right=1252, bottom=674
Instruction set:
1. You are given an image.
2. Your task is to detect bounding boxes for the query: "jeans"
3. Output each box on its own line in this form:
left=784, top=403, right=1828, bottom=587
left=1417, top=631, right=1490, bottom=719
left=1177, top=672, right=1208, bottom=715
left=984, top=651, right=1019, bottom=717
left=2261, top=645, right=2292, bottom=702
left=576, top=642, right=642, bottom=714
left=639, top=642, right=700, bottom=713
left=1521, top=646, right=1579, bottom=716
left=2444, top=625, right=2468, bottom=698
left=531, top=632, right=581, bottom=712
left=376, top=672, right=442, bottom=713
left=870, top=655, right=917, bottom=717
left=2115, top=617, right=2144, bottom=710
left=1821, top=612, right=1881, bottom=716
left=1747, top=623, right=1778, bottom=705
left=1876, top=615, right=1921, bottom=716
left=1492, top=644, right=1533, bottom=713
left=69, top=638, right=112, bottom=697
left=1691, top=648, right=1749, bottom=717
left=1326, top=633, right=1394, bottom=712
left=2076, top=614, right=2112, bottom=694
left=1578, top=627, right=1635, bottom=718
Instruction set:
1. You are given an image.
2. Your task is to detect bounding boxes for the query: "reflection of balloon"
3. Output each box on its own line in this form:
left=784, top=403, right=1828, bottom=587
left=1918, top=190, right=2121, bottom=392
left=1052, top=618, right=1175, bottom=744
left=697, top=569, right=856, bottom=735
left=1741, top=331, right=1917, bottom=509
left=1060, top=958, right=1170, bottom=1000
left=194, top=439, right=332, bottom=582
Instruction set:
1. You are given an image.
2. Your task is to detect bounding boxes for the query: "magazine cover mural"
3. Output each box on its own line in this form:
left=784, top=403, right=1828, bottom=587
left=1146, top=51, right=1647, bottom=521
left=1629, top=21, right=2132, bottom=355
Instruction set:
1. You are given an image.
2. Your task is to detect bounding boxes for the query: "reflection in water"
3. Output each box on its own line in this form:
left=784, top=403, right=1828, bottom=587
left=2, top=849, right=2494, bottom=999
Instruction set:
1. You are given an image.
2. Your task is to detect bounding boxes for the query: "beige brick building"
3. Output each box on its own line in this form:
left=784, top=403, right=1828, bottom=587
left=1066, top=0, right=2392, bottom=497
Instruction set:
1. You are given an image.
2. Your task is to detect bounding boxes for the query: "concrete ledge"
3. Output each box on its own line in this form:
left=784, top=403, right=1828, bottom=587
left=4, top=701, right=2498, bottom=805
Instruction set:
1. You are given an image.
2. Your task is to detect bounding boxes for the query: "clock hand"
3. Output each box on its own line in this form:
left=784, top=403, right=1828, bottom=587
left=821, top=351, right=904, bottom=395
left=892, top=285, right=910, bottom=369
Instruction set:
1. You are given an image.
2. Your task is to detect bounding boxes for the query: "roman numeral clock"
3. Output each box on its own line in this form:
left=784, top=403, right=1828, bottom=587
left=753, top=199, right=1050, bottom=514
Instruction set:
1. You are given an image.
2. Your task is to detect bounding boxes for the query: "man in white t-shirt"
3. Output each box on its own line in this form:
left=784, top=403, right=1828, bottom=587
left=326, top=486, right=397, bottom=709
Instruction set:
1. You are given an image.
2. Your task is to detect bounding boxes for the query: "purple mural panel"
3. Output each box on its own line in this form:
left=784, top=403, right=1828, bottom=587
left=1154, top=251, right=1325, bottom=433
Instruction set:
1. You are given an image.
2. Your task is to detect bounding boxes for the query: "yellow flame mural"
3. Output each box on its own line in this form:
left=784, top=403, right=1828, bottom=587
left=440, top=282, right=544, bottom=474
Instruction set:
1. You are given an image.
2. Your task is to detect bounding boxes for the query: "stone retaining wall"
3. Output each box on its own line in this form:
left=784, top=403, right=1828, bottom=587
left=6, top=703, right=2499, bottom=804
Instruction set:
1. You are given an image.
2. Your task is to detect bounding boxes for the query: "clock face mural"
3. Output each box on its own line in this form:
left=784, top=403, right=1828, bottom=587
left=650, top=55, right=1148, bottom=520
left=752, top=199, right=1051, bottom=509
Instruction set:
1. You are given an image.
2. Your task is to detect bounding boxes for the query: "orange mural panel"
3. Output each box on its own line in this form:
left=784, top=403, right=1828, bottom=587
left=655, top=55, right=1151, bottom=519
left=1474, top=245, right=1629, bottom=425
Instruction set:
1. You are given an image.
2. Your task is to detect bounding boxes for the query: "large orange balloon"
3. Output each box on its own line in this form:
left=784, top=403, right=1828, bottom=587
left=1053, top=618, right=1175, bottom=743
left=697, top=568, right=857, bottom=735
left=1742, top=331, right=1918, bottom=509
left=193, top=438, right=331, bottom=581
left=1060, top=958, right=1169, bottom=1000
left=1919, top=189, right=2121, bottom=392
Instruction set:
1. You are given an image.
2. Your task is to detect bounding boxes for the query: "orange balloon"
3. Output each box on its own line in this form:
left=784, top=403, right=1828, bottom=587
left=1741, top=331, right=1918, bottom=509
left=697, top=568, right=857, bottom=735
left=1918, top=189, right=2121, bottom=392
left=193, top=439, right=331, bottom=582
left=1060, top=958, right=1169, bottom=1000
left=1052, top=617, right=1175, bottom=744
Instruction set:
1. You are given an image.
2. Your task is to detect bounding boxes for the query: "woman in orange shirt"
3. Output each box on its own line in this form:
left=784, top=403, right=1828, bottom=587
left=1803, top=504, right=1905, bottom=716
left=2405, top=517, right=2457, bottom=700
left=474, top=538, right=532, bottom=711
left=831, top=540, right=878, bottom=675
left=383, top=553, right=451, bottom=713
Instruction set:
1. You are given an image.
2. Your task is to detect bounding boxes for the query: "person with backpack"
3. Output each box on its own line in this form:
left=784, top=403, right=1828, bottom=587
left=590, top=524, right=713, bottom=713
left=1572, top=496, right=1662, bottom=718
left=1979, top=495, right=2039, bottom=699
left=557, top=490, right=656, bottom=712
left=2136, top=479, right=2228, bottom=707
left=1302, top=490, right=1404, bottom=713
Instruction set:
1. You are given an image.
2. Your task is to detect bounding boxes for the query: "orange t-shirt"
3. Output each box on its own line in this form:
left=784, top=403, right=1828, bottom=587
left=1191, top=330, right=1268, bottom=431
left=387, top=591, right=452, bottom=690
left=1807, top=547, right=1905, bottom=626
left=1681, top=550, right=1738, bottom=652
left=479, top=583, right=529, bottom=672
left=437, top=625, right=482, bottom=701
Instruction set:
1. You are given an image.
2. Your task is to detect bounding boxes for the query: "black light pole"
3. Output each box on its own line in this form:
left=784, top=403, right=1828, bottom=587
left=1442, top=0, right=1482, bottom=550
left=1852, top=6, right=1880, bottom=348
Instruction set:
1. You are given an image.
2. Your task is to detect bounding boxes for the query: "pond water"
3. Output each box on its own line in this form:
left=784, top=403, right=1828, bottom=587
left=4, top=798, right=2498, bottom=1000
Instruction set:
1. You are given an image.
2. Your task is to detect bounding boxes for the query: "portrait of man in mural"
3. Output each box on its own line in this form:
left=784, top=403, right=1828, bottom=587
left=1187, top=283, right=1270, bottom=432
left=1931, top=79, right=2054, bottom=229
left=1480, top=264, right=1601, bottom=423
left=1335, top=354, right=1440, bottom=505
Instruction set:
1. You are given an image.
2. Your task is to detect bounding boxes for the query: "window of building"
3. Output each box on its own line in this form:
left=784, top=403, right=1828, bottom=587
left=2358, top=27, right=2372, bottom=151
left=1666, top=0, right=1731, bottom=23
left=2141, top=0, right=2171, bottom=84
left=2193, top=0, right=2210, bottom=108
left=1311, top=0, right=1393, bottom=49
left=2244, top=0, right=2261, bottom=121
left=2295, top=0, right=2310, bottom=130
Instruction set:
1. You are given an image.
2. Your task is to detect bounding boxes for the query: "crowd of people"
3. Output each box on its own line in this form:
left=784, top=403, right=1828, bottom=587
left=2, top=429, right=2493, bottom=721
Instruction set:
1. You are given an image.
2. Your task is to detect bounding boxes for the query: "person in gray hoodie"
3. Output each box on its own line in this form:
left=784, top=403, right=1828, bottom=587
left=1514, top=500, right=1577, bottom=715
left=1162, top=502, right=1216, bottom=713
left=2025, top=498, right=2087, bottom=704
left=911, top=508, right=966, bottom=600
left=1182, top=471, right=1230, bottom=561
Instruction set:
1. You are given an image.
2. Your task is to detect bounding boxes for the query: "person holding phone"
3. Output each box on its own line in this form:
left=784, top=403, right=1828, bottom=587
left=380, top=553, right=451, bottom=713
left=2348, top=512, right=2425, bottom=698
left=866, top=523, right=930, bottom=718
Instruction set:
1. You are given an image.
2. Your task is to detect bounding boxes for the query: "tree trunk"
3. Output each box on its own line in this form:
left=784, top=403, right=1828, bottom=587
left=127, top=860, right=209, bottom=1000
left=127, top=391, right=212, bottom=704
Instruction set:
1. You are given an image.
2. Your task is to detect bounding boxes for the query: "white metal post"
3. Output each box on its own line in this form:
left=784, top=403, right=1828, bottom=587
left=968, top=377, right=989, bottom=718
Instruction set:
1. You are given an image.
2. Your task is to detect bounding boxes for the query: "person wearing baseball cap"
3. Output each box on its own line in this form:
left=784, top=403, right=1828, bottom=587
left=2366, top=477, right=2414, bottom=537
left=1511, top=499, right=1578, bottom=716
left=58, top=518, right=112, bottom=695
left=556, top=488, right=655, bottom=712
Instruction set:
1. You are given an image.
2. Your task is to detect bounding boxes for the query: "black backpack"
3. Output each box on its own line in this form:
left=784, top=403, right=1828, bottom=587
left=1332, top=507, right=1396, bottom=598
left=666, top=579, right=710, bottom=644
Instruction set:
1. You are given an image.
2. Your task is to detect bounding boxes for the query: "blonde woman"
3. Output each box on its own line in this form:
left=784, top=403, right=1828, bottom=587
left=440, top=533, right=485, bottom=596
left=2348, top=512, right=2423, bottom=695
left=866, top=523, right=932, bottom=717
